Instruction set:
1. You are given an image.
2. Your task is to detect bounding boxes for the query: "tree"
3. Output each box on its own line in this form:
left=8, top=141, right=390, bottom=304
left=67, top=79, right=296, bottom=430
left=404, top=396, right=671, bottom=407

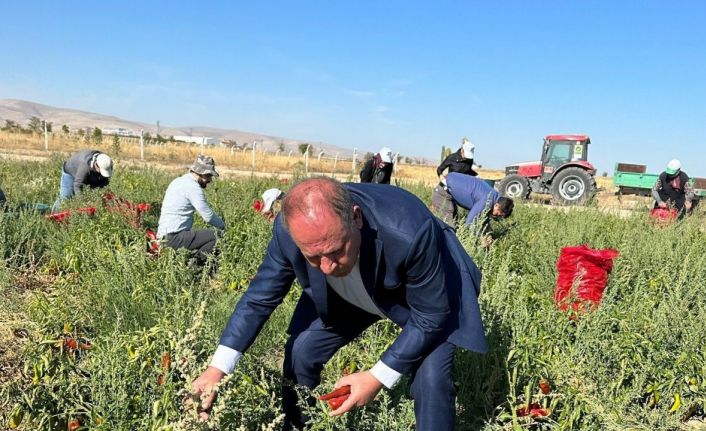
left=2, top=120, right=20, bottom=132
left=278, top=141, right=285, bottom=152
left=92, top=127, right=103, bottom=145
left=364, top=152, right=374, bottom=161
left=45, top=122, right=52, bottom=133
left=298, top=143, right=311, bottom=155
left=111, top=134, right=121, bottom=157
left=77, top=128, right=86, bottom=138
left=27, top=116, right=42, bottom=134
left=62, top=124, right=70, bottom=134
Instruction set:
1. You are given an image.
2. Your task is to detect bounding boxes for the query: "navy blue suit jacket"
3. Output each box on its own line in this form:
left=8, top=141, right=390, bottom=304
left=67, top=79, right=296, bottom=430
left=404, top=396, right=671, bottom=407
left=219, top=183, right=487, bottom=374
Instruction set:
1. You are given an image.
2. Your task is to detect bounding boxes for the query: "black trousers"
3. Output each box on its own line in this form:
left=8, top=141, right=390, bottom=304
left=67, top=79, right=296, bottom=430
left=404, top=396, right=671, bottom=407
left=164, top=229, right=218, bottom=264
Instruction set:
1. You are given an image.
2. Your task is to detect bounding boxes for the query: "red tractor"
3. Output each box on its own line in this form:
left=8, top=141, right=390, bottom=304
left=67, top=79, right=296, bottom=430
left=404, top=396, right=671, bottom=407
left=497, top=135, right=597, bottom=205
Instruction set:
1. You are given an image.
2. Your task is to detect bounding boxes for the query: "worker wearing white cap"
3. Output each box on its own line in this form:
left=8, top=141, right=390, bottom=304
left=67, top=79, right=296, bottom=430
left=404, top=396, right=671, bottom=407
left=52, top=149, right=113, bottom=213
left=652, top=159, right=694, bottom=219
left=432, top=137, right=479, bottom=223
left=261, top=188, right=285, bottom=218
left=359, top=147, right=394, bottom=184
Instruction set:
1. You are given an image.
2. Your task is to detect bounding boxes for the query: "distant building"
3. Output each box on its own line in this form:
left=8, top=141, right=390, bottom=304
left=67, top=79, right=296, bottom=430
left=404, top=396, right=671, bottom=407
left=101, top=127, right=139, bottom=137
left=173, top=135, right=220, bottom=146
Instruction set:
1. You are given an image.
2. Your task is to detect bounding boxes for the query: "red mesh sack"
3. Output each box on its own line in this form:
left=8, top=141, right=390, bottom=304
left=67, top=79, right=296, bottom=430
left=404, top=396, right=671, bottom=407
left=554, top=245, right=619, bottom=313
left=649, top=208, right=677, bottom=225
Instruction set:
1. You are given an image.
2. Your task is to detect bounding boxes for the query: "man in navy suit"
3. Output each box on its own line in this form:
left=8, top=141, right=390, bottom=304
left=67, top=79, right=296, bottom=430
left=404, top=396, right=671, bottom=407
left=191, top=177, right=487, bottom=430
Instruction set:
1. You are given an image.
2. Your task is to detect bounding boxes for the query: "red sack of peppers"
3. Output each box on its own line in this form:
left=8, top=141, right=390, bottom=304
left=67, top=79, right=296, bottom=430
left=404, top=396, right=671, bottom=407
left=554, top=244, right=619, bottom=313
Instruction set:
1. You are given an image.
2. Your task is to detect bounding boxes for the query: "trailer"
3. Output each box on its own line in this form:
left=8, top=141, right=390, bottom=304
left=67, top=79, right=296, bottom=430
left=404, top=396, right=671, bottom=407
left=613, top=163, right=706, bottom=200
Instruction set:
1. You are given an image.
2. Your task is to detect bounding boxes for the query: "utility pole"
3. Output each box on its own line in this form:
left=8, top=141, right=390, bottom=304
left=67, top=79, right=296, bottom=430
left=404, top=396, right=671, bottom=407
left=156, top=120, right=160, bottom=139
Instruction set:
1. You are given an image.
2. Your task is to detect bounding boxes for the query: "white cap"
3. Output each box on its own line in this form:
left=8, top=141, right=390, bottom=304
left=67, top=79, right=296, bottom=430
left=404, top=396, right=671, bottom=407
left=666, top=159, right=681, bottom=175
left=95, top=153, right=113, bottom=178
left=461, top=138, right=475, bottom=159
left=262, top=188, right=284, bottom=212
left=378, top=147, right=393, bottom=164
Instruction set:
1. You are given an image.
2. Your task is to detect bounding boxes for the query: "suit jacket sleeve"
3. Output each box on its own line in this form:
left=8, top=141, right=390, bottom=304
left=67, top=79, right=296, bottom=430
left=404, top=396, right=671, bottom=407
left=218, top=221, right=296, bottom=352
left=380, top=218, right=451, bottom=374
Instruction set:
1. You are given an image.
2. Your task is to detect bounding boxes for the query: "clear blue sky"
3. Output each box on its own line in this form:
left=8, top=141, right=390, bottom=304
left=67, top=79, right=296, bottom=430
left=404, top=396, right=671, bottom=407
left=1, top=1, right=705, bottom=175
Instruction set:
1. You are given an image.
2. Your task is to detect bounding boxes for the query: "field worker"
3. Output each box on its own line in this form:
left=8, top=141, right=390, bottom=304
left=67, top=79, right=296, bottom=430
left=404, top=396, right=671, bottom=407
left=52, top=149, right=113, bottom=212
left=261, top=187, right=284, bottom=218
left=156, top=155, right=225, bottom=264
left=444, top=172, right=514, bottom=238
left=652, top=159, right=694, bottom=219
left=191, top=177, right=487, bottom=431
left=359, top=147, right=394, bottom=184
left=432, top=137, right=478, bottom=222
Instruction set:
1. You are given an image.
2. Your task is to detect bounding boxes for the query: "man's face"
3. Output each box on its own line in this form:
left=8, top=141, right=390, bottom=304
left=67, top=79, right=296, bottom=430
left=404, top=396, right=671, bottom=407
left=197, top=173, right=213, bottom=189
left=491, top=203, right=506, bottom=219
left=288, top=206, right=363, bottom=277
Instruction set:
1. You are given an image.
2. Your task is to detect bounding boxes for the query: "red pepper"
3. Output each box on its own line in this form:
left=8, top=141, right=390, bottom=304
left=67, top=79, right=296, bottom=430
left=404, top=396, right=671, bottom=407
left=539, top=379, right=551, bottom=394
left=65, top=337, right=78, bottom=350
left=326, top=394, right=349, bottom=410
left=319, top=385, right=351, bottom=400
left=516, top=402, right=549, bottom=417
left=68, top=418, right=81, bottom=431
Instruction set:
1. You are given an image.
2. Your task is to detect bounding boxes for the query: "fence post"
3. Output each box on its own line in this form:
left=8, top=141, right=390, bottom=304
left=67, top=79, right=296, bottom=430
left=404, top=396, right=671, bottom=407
left=393, top=152, right=399, bottom=173
left=140, top=129, right=145, bottom=160
left=252, top=142, right=256, bottom=169
left=317, top=151, right=324, bottom=163
left=276, top=149, right=281, bottom=157
left=304, top=144, right=311, bottom=174
left=333, top=152, right=339, bottom=171
left=352, top=148, right=357, bottom=173
left=201, top=137, right=205, bottom=155
left=43, top=120, right=48, bottom=151
left=288, top=150, right=293, bottom=159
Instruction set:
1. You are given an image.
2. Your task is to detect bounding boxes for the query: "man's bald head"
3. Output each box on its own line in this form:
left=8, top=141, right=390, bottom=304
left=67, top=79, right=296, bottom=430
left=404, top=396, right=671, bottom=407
left=281, top=177, right=355, bottom=232
left=281, top=177, right=363, bottom=277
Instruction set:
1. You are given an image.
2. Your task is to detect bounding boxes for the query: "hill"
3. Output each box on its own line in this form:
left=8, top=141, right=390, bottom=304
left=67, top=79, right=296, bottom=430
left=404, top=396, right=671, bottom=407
left=0, top=98, right=359, bottom=158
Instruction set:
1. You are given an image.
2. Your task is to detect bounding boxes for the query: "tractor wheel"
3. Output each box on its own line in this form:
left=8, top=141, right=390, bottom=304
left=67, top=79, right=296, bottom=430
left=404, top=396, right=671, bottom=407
left=550, top=167, right=596, bottom=205
left=498, top=174, right=531, bottom=200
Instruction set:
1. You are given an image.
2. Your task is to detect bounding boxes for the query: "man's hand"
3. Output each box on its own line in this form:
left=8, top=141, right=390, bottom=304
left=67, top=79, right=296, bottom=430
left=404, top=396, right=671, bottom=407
left=328, top=371, right=383, bottom=417
left=188, top=366, right=225, bottom=422
left=685, top=200, right=693, bottom=210
left=658, top=201, right=668, bottom=209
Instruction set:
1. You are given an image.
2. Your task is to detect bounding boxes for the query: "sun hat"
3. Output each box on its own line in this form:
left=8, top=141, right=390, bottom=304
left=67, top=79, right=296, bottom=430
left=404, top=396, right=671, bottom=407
left=665, top=159, right=681, bottom=175
left=262, top=188, right=284, bottom=212
left=378, top=147, right=393, bottom=164
left=461, top=138, right=475, bottom=159
left=190, top=155, right=219, bottom=176
left=95, top=153, right=113, bottom=178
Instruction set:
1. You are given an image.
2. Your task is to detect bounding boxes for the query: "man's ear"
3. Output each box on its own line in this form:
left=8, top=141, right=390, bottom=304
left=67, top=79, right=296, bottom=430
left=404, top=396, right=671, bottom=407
left=352, top=205, right=363, bottom=229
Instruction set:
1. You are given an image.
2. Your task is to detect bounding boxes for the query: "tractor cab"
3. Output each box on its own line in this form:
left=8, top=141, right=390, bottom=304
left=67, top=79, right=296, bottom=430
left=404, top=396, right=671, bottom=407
left=541, top=135, right=592, bottom=179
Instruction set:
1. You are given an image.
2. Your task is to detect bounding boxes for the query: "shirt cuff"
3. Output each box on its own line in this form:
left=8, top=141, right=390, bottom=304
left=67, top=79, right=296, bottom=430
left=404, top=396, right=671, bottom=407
left=369, top=360, right=402, bottom=389
left=209, top=345, right=243, bottom=374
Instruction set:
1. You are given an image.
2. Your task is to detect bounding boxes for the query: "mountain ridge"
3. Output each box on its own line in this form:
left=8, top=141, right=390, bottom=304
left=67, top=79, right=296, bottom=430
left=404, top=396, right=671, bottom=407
left=0, top=98, right=360, bottom=158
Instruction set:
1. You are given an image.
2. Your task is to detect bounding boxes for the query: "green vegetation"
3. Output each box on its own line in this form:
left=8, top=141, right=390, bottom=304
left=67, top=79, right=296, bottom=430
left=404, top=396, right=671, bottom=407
left=0, top=158, right=705, bottom=430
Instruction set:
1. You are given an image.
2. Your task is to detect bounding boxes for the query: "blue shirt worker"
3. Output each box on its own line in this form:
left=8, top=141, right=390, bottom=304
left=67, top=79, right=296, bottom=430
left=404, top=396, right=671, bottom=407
left=445, top=172, right=514, bottom=232
left=190, top=177, right=487, bottom=431
left=157, top=155, right=225, bottom=264
left=52, top=149, right=113, bottom=213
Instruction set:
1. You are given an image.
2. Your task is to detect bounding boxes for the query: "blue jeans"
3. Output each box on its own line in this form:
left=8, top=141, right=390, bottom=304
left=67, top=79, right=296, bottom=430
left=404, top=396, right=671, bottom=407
left=52, top=170, right=74, bottom=213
